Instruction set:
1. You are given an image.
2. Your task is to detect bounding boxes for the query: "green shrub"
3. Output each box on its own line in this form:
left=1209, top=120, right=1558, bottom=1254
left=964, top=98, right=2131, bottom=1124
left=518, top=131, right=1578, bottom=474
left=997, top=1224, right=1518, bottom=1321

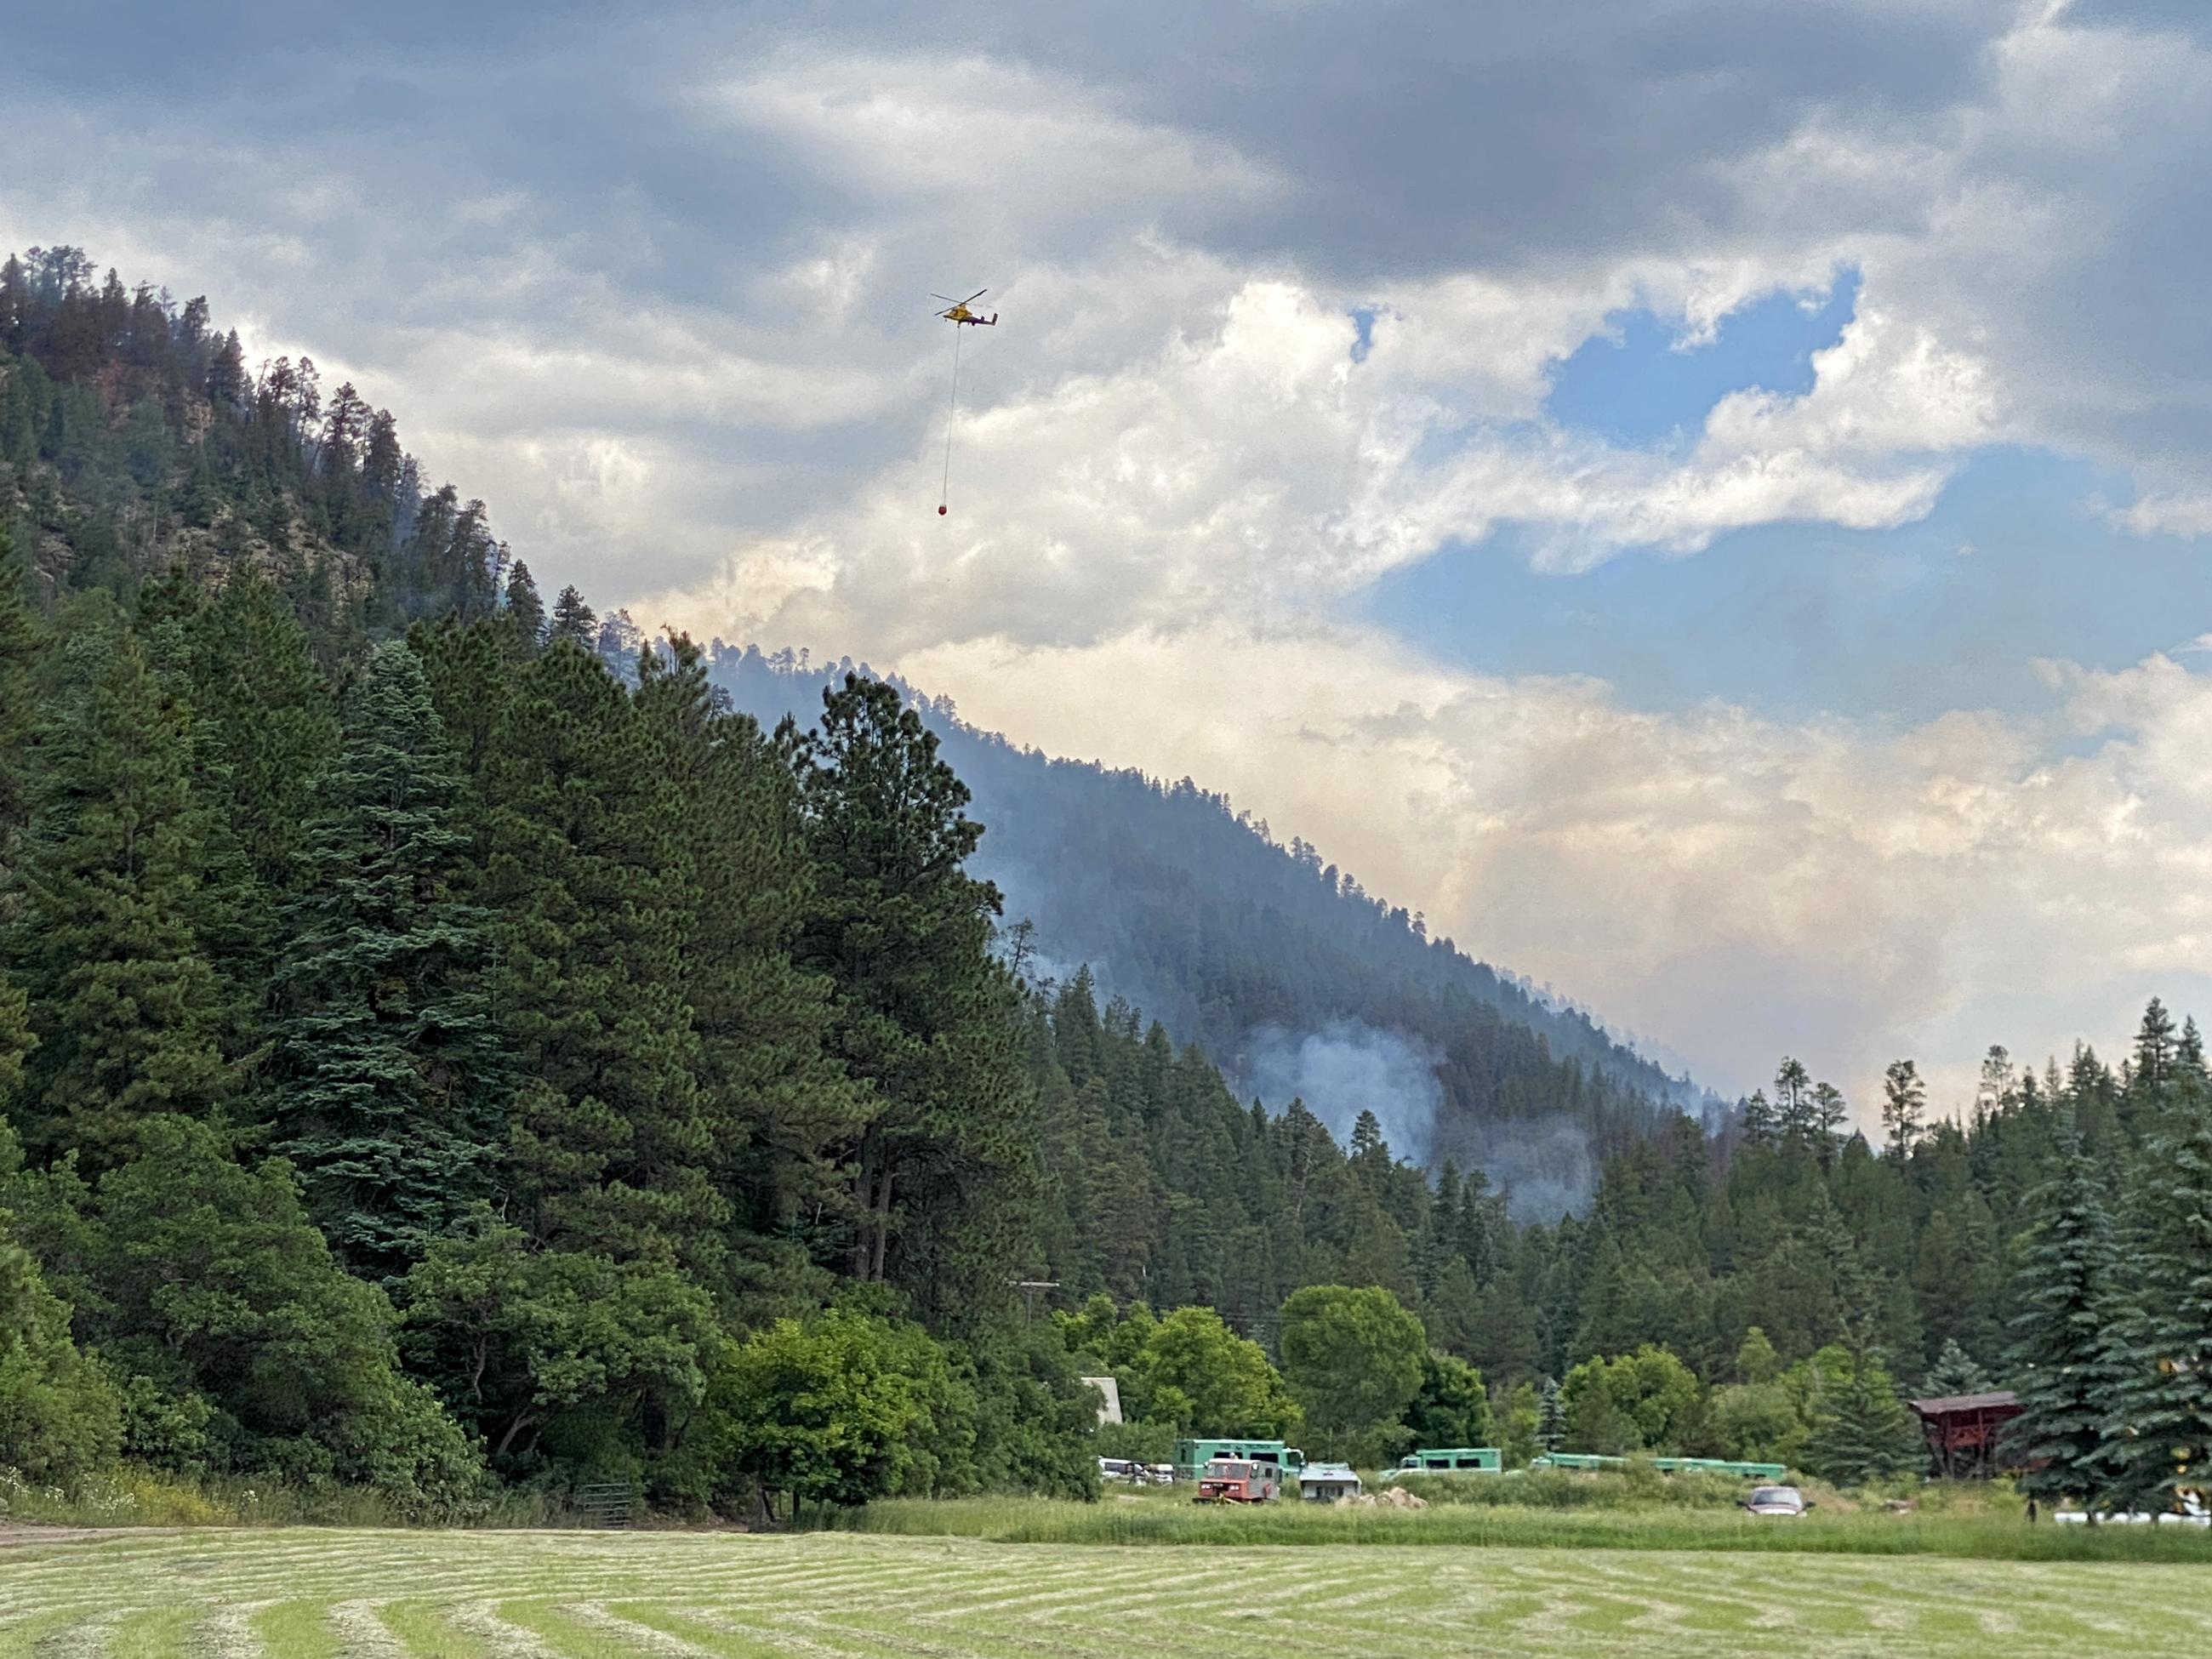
left=0, top=1211, right=123, bottom=1484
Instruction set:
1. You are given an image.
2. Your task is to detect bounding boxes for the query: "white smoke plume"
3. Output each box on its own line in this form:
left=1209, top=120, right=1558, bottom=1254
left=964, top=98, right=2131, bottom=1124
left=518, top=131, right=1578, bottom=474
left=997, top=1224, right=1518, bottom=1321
left=1240, top=1019, right=1443, bottom=1165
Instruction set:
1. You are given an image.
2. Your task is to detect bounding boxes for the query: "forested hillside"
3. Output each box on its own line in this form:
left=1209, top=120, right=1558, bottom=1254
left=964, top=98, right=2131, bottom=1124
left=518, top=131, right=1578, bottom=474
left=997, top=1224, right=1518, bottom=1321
left=2, top=246, right=2208, bottom=1518
left=710, top=647, right=1704, bottom=1217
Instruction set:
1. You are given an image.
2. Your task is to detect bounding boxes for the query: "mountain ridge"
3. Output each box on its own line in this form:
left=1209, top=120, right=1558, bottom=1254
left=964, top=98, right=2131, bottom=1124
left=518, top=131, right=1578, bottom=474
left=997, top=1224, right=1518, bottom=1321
left=700, top=642, right=1716, bottom=1215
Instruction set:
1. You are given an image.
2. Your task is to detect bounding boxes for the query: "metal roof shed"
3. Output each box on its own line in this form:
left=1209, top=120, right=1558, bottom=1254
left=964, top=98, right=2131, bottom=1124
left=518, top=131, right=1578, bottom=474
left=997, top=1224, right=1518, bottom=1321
left=1297, top=1462, right=1363, bottom=1502
left=1907, top=1390, right=2021, bottom=1479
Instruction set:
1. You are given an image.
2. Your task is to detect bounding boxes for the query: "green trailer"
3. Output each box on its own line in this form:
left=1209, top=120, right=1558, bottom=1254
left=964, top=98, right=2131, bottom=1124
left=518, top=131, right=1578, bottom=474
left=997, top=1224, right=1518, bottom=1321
left=1388, top=1446, right=1503, bottom=1478
left=1173, top=1439, right=1306, bottom=1483
left=1531, top=1453, right=1787, bottom=1479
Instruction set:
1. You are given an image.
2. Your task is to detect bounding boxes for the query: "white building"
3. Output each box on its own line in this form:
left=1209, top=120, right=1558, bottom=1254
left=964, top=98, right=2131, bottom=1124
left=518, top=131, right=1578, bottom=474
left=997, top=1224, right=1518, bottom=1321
left=1297, top=1462, right=1362, bottom=1502
left=1080, top=1376, right=1122, bottom=1426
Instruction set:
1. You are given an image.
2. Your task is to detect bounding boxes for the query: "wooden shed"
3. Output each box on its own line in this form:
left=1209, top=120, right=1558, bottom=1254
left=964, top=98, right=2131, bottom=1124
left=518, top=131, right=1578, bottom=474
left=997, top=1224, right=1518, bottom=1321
left=1908, top=1390, right=2021, bottom=1479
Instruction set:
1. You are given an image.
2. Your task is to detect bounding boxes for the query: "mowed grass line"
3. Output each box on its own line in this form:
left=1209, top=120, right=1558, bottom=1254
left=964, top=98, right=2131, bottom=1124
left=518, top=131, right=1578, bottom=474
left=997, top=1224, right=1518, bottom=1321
left=377, top=1600, right=493, bottom=1659
left=248, top=1599, right=341, bottom=1659
left=3, top=1529, right=2212, bottom=1658
left=109, top=1605, right=204, bottom=1659
left=0, top=1610, right=83, bottom=1659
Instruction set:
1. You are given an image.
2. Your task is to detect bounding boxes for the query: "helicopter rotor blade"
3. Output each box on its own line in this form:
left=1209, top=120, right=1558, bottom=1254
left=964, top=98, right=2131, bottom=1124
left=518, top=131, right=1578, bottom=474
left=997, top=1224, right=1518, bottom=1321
left=930, top=294, right=960, bottom=303
left=962, top=288, right=988, bottom=305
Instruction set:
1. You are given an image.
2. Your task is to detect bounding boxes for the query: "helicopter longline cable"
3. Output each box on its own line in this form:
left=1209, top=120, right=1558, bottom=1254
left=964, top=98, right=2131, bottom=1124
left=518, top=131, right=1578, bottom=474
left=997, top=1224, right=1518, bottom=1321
left=938, top=322, right=963, bottom=516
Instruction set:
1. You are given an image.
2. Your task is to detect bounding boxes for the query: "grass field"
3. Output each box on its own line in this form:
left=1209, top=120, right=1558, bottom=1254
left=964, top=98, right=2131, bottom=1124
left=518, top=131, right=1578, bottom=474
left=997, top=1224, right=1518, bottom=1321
left=807, top=1487, right=2212, bottom=1561
left=5, top=1526, right=2212, bottom=1657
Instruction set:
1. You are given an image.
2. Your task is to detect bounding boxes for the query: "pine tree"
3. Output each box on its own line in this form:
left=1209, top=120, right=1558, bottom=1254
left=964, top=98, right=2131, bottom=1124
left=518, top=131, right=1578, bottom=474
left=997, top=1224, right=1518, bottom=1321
left=1536, top=1374, right=1566, bottom=1453
left=171, top=573, right=340, bottom=949
left=1739, top=1089, right=1775, bottom=1147
left=1881, top=1059, right=1926, bottom=1160
left=3, top=611, right=234, bottom=1163
left=265, top=641, right=506, bottom=1283
left=1922, top=1337, right=1992, bottom=1398
left=0, top=526, right=43, bottom=841
left=501, top=560, right=544, bottom=658
left=1811, top=1081, right=1849, bottom=1166
left=1802, top=1344, right=1919, bottom=1486
left=784, top=674, right=1033, bottom=1322
left=2007, top=1116, right=2124, bottom=1512
left=547, top=585, right=595, bottom=647
left=2178, top=1018, right=2207, bottom=1085
left=2103, top=1101, right=2212, bottom=1511
left=1773, top=1058, right=1815, bottom=1149
left=482, top=639, right=719, bottom=1268
left=632, top=635, right=857, bottom=1311
left=2133, top=998, right=2177, bottom=1097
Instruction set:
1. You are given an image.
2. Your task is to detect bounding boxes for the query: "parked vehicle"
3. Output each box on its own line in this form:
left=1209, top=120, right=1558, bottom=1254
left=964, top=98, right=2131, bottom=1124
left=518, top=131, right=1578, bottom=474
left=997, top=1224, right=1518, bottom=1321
left=1534, top=1453, right=1788, bottom=1479
left=1194, top=1457, right=1281, bottom=1503
left=1742, top=1484, right=1811, bottom=1517
left=1098, top=1457, right=1142, bottom=1484
left=1174, top=1438, right=1305, bottom=1483
left=1382, top=1446, right=1502, bottom=1481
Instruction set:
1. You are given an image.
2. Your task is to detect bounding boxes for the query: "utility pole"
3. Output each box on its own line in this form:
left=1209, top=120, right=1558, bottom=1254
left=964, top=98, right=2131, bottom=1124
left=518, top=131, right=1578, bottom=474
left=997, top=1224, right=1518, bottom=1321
left=1012, top=1280, right=1060, bottom=1320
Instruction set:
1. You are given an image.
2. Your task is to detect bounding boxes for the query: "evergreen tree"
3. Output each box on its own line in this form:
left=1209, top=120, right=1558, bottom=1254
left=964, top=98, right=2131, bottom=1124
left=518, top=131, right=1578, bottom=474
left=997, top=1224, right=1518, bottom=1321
left=547, top=584, right=595, bottom=647
left=1811, top=1081, right=1849, bottom=1166
left=171, top=573, right=339, bottom=892
left=2006, top=1117, right=2123, bottom=1513
left=500, top=560, right=544, bottom=658
left=1773, top=1058, right=1815, bottom=1149
left=2132, top=997, right=2177, bottom=1097
left=1921, top=1337, right=1992, bottom=1398
left=265, top=641, right=505, bottom=1283
left=2, top=611, right=234, bottom=1163
left=1738, top=1089, right=1775, bottom=1147
left=482, top=640, right=719, bottom=1271
left=1881, top=1059, right=1926, bottom=1160
left=784, top=675, right=1032, bottom=1323
left=2178, top=1018, right=2207, bottom=1084
left=632, top=635, right=857, bottom=1314
left=1801, top=1345, right=1919, bottom=1486
left=1536, top=1374, right=1566, bottom=1452
left=0, top=527, right=43, bottom=840
left=2103, top=1100, right=2212, bottom=1511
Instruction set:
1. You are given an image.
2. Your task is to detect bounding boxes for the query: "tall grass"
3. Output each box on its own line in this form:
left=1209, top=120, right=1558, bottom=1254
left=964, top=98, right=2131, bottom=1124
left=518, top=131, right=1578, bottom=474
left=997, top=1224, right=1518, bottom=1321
left=0, top=1464, right=616, bottom=1531
left=799, top=1489, right=2212, bottom=1562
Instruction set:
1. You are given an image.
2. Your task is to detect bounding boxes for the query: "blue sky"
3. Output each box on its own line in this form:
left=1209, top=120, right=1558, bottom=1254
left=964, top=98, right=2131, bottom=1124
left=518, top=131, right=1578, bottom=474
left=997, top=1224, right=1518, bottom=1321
left=3, top=0, right=2209, bottom=1110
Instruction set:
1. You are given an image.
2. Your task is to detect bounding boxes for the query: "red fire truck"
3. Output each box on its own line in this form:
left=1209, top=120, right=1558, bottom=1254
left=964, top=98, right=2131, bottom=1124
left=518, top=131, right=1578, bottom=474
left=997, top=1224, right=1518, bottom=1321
left=1194, top=1457, right=1281, bottom=1503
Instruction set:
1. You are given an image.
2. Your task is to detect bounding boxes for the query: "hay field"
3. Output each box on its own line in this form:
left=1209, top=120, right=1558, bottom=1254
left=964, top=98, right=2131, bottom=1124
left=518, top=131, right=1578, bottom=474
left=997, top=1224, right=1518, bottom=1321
left=4, top=1527, right=2211, bottom=1657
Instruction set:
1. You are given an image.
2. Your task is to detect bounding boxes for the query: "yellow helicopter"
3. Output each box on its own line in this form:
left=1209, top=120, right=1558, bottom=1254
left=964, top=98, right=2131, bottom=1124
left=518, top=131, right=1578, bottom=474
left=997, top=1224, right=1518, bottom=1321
left=932, top=288, right=998, bottom=327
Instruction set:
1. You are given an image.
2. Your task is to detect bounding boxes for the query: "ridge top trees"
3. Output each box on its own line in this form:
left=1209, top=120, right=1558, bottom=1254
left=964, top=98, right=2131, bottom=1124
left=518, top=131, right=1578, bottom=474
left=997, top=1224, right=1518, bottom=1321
left=1881, top=1059, right=1926, bottom=1161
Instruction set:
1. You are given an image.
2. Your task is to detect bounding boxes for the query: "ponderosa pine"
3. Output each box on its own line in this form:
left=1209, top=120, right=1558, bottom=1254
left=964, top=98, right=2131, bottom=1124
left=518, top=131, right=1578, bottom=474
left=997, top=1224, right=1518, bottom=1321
left=501, top=559, right=544, bottom=658
left=784, top=674, right=1034, bottom=1323
left=633, top=635, right=858, bottom=1316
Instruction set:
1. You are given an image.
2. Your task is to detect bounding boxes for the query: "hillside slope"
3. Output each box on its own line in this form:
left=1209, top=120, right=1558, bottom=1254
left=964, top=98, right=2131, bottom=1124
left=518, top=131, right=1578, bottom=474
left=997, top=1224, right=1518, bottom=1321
left=0, top=241, right=1702, bottom=1219
left=706, top=647, right=1711, bottom=1215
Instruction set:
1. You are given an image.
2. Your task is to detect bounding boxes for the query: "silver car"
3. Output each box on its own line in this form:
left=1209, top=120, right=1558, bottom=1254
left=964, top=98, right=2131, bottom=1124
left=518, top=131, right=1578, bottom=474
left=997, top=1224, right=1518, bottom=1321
left=1742, top=1484, right=1811, bottom=1517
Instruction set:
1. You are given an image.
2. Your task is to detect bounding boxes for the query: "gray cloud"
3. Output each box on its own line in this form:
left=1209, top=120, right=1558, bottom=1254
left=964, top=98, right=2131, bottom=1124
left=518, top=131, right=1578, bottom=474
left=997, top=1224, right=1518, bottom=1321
left=6, top=0, right=2210, bottom=1102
